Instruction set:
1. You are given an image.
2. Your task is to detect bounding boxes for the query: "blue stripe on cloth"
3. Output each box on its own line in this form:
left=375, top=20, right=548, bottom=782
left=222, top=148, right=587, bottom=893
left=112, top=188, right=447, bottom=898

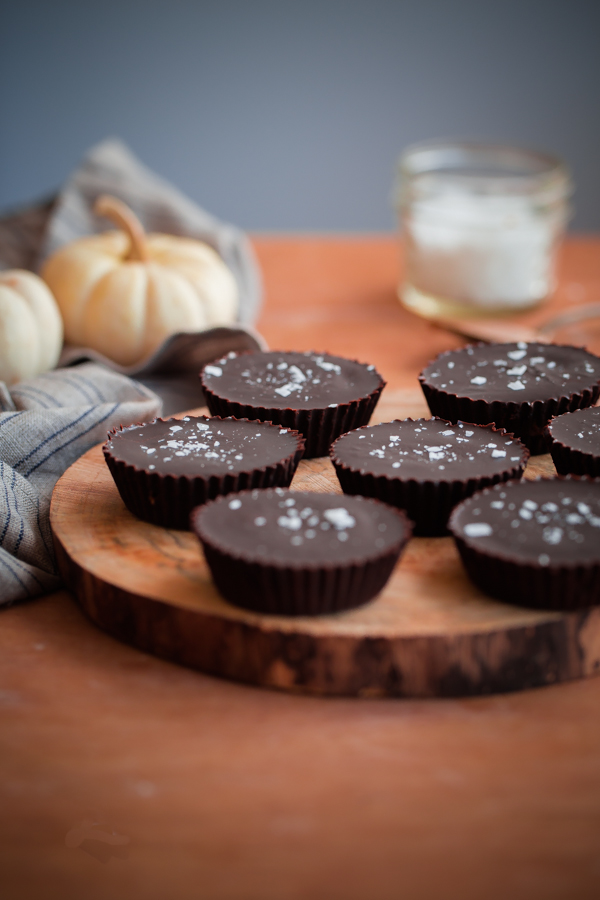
left=17, top=407, right=96, bottom=469
left=24, top=403, right=120, bottom=477
left=11, top=385, right=58, bottom=408
left=52, top=372, right=106, bottom=404
left=12, top=468, right=25, bottom=556
left=0, top=412, right=24, bottom=427
left=0, top=465, right=13, bottom=547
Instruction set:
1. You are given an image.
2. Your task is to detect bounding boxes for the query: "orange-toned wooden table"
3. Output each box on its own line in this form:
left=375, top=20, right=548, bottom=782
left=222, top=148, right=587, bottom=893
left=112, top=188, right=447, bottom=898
left=2, top=236, right=600, bottom=900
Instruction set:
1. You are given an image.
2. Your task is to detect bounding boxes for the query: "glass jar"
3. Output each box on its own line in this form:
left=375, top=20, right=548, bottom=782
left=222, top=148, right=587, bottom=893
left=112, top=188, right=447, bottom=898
left=395, top=141, right=572, bottom=319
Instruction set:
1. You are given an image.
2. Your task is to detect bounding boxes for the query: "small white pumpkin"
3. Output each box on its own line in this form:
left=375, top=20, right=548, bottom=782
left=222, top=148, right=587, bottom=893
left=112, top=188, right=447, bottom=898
left=42, top=195, right=239, bottom=367
left=0, top=269, right=63, bottom=385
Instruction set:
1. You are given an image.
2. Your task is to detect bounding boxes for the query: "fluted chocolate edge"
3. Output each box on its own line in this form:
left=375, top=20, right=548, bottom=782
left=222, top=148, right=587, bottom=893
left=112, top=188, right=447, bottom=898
left=194, top=533, right=411, bottom=618
left=544, top=422, right=600, bottom=477
left=330, top=419, right=528, bottom=536
left=418, top=346, right=600, bottom=455
left=103, top=417, right=305, bottom=530
left=448, top=475, right=600, bottom=610
left=202, top=381, right=385, bottom=458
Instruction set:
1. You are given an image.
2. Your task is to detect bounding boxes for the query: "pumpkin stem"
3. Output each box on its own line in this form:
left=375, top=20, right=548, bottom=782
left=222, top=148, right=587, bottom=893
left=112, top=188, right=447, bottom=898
left=94, top=195, right=149, bottom=262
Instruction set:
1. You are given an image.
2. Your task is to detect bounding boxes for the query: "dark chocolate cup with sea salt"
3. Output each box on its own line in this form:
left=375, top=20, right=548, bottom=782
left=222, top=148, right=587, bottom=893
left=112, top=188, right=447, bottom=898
left=448, top=477, right=600, bottom=610
left=200, top=350, right=385, bottom=458
left=330, top=418, right=529, bottom=536
left=191, top=489, right=412, bottom=616
left=103, top=415, right=305, bottom=530
left=545, top=406, right=600, bottom=477
left=419, top=342, right=600, bottom=455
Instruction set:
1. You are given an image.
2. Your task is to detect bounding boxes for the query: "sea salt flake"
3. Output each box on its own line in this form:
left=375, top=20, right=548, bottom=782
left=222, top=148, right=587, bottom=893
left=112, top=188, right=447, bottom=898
left=529, top=357, right=545, bottom=365
left=543, top=527, right=563, bottom=545
left=566, top=513, right=584, bottom=525
left=278, top=515, right=302, bottom=531
left=274, top=383, right=300, bottom=397
left=204, top=365, right=222, bottom=377
left=323, top=508, right=356, bottom=530
left=254, top=517, right=266, bottom=526
left=464, top=522, right=493, bottom=537
left=315, top=358, right=342, bottom=373
left=492, top=449, right=506, bottom=458
left=508, top=380, right=526, bottom=391
left=229, top=499, right=242, bottom=510
left=507, top=365, right=527, bottom=376
left=538, top=554, right=550, bottom=566
left=471, top=376, right=487, bottom=385
left=507, top=350, right=527, bottom=361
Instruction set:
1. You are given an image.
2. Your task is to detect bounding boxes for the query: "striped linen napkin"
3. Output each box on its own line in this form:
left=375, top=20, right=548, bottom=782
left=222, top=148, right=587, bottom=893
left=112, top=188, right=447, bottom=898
left=0, top=363, right=161, bottom=605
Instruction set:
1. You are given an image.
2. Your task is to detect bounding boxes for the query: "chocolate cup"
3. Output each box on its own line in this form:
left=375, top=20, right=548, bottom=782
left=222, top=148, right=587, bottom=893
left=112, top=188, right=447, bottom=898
left=199, top=541, right=404, bottom=616
left=330, top=419, right=529, bottom=536
left=191, top=490, right=412, bottom=616
left=448, top=477, right=600, bottom=611
left=200, top=352, right=386, bottom=458
left=103, top=416, right=305, bottom=530
left=419, top=344, right=600, bottom=455
left=545, top=409, right=600, bottom=477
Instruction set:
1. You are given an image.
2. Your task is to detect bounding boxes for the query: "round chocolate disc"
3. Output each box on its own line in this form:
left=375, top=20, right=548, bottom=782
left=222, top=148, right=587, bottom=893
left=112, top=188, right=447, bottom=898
left=330, top=418, right=528, bottom=536
left=331, top=418, right=527, bottom=481
left=201, top=351, right=383, bottom=410
left=450, top=478, right=600, bottom=566
left=105, top=415, right=303, bottom=476
left=549, top=405, right=600, bottom=454
left=194, top=489, right=408, bottom=567
left=421, top=342, right=600, bottom=404
left=449, top=478, right=600, bottom=610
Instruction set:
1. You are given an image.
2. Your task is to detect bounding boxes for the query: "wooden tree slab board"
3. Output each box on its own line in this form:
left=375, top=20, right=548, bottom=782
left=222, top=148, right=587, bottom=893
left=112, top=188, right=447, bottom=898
left=50, top=402, right=600, bottom=698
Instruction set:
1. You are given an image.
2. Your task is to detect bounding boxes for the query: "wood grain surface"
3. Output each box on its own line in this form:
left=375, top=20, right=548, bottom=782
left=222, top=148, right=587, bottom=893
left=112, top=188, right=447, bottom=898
left=50, top=392, right=600, bottom=698
left=5, top=237, right=600, bottom=900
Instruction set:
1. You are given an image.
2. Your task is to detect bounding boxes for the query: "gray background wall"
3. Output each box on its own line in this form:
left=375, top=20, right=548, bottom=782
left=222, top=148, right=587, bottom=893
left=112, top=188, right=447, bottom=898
left=1, top=0, right=599, bottom=231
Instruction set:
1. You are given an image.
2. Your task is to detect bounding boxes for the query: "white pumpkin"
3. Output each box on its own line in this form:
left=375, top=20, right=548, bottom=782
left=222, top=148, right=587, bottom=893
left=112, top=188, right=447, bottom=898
left=41, top=195, right=239, bottom=367
left=0, top=269, right=63, bottom=385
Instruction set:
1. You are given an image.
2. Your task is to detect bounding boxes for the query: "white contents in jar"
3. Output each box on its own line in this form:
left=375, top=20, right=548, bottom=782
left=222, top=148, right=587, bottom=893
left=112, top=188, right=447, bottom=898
left=406, top=186, right=561, bottom=310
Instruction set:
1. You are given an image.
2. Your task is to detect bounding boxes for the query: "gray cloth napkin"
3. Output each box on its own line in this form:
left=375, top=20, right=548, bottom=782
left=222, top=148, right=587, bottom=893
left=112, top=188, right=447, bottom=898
left=0, top=363, right=161, bottom=606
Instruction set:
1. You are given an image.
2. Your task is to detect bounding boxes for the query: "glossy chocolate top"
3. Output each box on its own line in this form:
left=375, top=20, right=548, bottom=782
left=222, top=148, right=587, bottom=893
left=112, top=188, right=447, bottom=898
left=420, top=342, right=600, bottom=403
left=331, top=419, right=528, bottom=480
left=201, top=351, right=384, bottom=410
left=548, top=406, right=600, bottom=455
left=449, top=478, right=600, bottom=565
left=193, top=489, right=410, bottom=566
left=104, top=416, right=303, bottom=476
